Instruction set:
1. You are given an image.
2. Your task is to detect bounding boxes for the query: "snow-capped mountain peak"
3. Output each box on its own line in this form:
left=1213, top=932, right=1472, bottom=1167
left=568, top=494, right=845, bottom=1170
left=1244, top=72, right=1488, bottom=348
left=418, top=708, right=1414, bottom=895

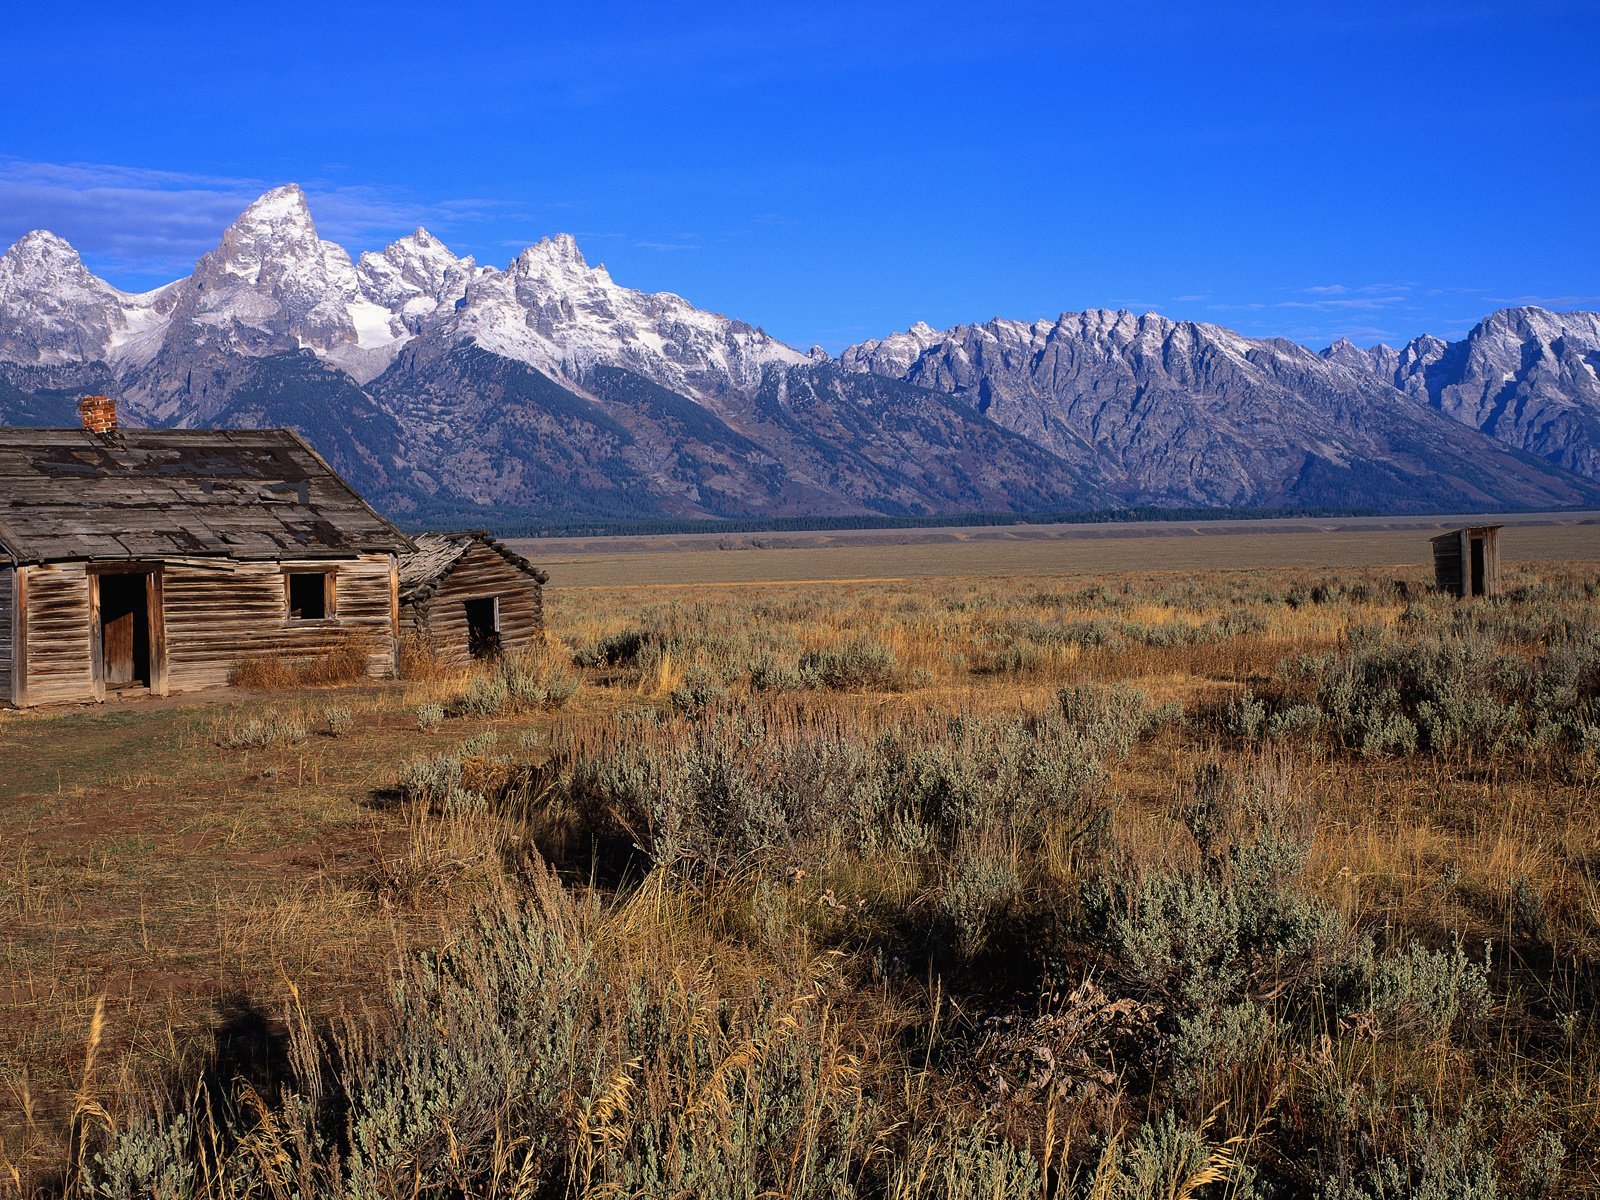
left=356, top=227, right=484, bottom=336
left=2, top=186, right=810, bottom=406
left=145, top=182, right=415, bottom=382
left=519, top=231, right=587, bottom=270
left=0, top=230, right=176, bottom=366
left=3, top=229, right=88, bottom=276
left=205, top=184, right=329, bottom=285
left=446, top=229, right=806, bottom=405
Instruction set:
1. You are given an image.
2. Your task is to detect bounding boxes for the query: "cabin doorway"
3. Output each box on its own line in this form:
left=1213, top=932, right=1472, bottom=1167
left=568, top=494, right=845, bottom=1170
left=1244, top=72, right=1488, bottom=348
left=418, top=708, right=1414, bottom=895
left=464, top=596, right=502, bottom=660
left=1469, top=535, right=1487, bottom=597
left=98, top=572, right=153, bottom=690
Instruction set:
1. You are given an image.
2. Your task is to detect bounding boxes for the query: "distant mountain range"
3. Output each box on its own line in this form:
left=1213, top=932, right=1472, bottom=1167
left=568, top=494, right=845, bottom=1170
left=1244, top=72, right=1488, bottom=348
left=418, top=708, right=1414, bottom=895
left=2, top=184, right=1598, bottom=523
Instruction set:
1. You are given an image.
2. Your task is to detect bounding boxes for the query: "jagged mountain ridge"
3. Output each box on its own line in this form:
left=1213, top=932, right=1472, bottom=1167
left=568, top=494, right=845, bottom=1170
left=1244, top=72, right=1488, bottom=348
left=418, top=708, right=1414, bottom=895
left=0, top=185, right=1100, bottom=518
left=841, top=310, right=1600, bottom=511
left=1, top=183, right=1598, bottom=521
left=1323, top=308, right=1600, bottom=483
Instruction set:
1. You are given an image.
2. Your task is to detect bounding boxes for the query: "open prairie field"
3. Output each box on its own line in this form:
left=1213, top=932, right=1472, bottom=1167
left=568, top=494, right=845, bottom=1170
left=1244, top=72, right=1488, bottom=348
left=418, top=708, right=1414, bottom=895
left=513, top=509, right=1600, bottom=587
left=3, top=528, right=1600, bottom=1198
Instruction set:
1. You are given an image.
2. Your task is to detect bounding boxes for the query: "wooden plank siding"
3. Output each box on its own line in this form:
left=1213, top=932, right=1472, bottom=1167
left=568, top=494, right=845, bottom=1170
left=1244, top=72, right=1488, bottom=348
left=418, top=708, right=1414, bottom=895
left=162, top=553, right=398, bottom=693
left=0, top=565, right=14, bottom=705
left=1432, top=535, right=1464, bottom=596
left=405, top=544, right=544, bottom=666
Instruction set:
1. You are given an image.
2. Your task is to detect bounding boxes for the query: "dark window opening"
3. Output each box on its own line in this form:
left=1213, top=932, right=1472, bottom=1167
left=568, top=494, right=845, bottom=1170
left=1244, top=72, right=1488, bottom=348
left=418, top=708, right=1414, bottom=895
left=288, top=572, right=329, bottom=621
left=99, top=573, right=152, bottom=689
left=464, top=596, right=501, bottom=659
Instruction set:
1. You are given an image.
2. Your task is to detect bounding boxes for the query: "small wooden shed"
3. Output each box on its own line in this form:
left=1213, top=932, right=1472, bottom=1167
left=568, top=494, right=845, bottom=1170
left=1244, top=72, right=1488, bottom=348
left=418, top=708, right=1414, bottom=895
left=0, top=415, right=413, bottom=707
left=398, top=532, right=548, bottom=663
left=1431, top=525, right=1502, bottom=599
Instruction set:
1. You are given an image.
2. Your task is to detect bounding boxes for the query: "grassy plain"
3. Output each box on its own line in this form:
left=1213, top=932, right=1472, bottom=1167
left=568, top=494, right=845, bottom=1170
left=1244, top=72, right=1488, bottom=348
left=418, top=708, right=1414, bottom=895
left=2, top=518, right=1598, bottom=1197
left=513, top=509, right=1600, bottom=586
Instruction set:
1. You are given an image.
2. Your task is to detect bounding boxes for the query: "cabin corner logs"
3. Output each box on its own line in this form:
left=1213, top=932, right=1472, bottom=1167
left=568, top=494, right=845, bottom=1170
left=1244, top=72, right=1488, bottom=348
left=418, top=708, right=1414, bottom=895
left=0, top=410, right=547, bottom=708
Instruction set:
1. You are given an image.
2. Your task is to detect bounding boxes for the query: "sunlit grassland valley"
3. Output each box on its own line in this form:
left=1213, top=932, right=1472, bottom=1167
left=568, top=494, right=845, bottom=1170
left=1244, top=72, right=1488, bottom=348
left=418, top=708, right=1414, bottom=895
left=3, top=528, right=1600, bottom=1199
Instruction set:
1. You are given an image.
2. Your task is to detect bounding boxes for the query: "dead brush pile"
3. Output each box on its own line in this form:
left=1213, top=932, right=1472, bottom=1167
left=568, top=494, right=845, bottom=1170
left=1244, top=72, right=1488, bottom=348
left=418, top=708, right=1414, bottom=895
left=227, top=636, right=372, bottom=690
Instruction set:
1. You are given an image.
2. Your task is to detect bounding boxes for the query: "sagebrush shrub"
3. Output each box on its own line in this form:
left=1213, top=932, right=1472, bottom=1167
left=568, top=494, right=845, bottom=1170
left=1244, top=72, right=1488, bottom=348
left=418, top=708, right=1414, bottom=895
left=799, top=638, right=907, bottom=691
left=941, top=848, right=1021, bottom=959
left=415, top=701, right=444, bottom=732
left=532, top=700, right=1110, bottom=879
left=1355, top=938, right=1491, bottom=1043
left=451, top=650, right=579, bottom=718
left=1317, top=1100, right=1506, bottom=1200
left=218, top=707, right=307, bottom=748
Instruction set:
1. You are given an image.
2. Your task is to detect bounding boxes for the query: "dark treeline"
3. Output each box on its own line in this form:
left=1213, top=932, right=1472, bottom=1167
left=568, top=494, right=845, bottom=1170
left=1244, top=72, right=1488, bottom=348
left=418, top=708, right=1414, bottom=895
left=396, top=503, right=1397, bottom=540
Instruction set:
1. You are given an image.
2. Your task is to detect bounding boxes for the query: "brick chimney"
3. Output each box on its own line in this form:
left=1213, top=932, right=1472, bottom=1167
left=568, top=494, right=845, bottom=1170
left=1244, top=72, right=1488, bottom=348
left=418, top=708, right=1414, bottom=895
left=78, top=394, right=118, bottom=434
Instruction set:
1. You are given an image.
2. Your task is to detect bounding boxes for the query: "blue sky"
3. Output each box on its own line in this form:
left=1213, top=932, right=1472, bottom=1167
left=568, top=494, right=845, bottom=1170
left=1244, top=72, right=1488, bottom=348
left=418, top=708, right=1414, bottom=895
left=4, top=0, right=1598, bottom=351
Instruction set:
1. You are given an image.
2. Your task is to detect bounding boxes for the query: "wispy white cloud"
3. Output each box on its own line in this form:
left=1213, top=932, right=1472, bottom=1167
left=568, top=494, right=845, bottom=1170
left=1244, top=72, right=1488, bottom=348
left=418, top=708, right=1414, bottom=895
left=1271, top=282, right=1421, bottom=314
left=1485, top=292, right=1600, bottom=308
left=1279, top=295, right=1412, bottom=310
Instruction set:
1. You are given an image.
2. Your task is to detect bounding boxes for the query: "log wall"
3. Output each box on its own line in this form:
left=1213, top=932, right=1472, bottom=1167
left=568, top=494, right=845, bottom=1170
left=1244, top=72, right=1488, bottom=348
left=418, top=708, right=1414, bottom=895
left=163, top=553, right=398, bottom=692
left=406, top=545, right=544, bottom=666
left=0, top=566, right=14, bottom=705
left=8, top=553, right=400, bottom=706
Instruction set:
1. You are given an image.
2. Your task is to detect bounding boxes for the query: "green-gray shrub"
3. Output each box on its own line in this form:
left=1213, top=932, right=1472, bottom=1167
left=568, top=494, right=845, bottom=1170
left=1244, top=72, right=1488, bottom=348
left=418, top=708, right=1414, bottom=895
left=800, top=638, right=907, bottom=691
left=220, top=708, right=307, bottom=749
left=1317, top=1100, right=1503, bottom=1200
left=670, top=663, right=727, bottom=714
left=1358, top=938, right=1491, bottom=1043
left=940, top=849, right=1021, bottom=959
left=415, top=701, right=444, bottom=732
left=453, top=653, right=579, bottom=718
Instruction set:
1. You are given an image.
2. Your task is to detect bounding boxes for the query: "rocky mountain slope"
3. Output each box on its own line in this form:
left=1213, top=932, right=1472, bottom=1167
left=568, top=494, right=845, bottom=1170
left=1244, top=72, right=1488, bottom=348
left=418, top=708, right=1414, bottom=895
left=841, top=311, right=1600, bottom=512
left=1323, top=308, right=1600, bottom=483
left=2, top=184, right=1598, bottom=522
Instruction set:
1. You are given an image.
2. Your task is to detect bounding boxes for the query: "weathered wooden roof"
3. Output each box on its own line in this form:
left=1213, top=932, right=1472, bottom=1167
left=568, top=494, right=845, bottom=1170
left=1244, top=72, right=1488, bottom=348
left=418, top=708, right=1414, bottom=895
left=0, top=427, right=412, bottom=564
left=399, top=531, right=549, bottom=606
left=1430, top=524, right=1504, bottom=546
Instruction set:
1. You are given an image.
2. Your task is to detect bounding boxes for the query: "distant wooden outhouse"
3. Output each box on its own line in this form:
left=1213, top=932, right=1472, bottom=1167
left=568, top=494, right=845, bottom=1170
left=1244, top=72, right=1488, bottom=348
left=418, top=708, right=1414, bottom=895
left=0, top=401, right=413, bottom=707
left=398, top=532, right=548, bottom=663
left=1430, top=525, right=1503, bottom=599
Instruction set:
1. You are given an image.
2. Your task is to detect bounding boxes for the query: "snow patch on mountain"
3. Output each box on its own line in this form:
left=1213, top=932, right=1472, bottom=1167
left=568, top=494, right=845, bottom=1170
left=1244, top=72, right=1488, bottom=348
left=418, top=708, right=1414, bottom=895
left=356, top=228, right=486, bottom=334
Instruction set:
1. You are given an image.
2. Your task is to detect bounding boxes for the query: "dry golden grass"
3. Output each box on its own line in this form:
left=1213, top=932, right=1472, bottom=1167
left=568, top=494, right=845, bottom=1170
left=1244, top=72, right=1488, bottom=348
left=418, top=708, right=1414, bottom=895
left=227, top=635, right=374, bottom=689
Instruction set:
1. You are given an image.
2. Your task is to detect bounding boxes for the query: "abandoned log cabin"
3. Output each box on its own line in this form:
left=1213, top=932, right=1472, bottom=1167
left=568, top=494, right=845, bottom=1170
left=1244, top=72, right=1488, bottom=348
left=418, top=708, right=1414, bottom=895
left=399, top=532, right=548, bottom=663
left=1431, top=524, right=1503, bottom=599
left=0, top=403, right=413, bottom=707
